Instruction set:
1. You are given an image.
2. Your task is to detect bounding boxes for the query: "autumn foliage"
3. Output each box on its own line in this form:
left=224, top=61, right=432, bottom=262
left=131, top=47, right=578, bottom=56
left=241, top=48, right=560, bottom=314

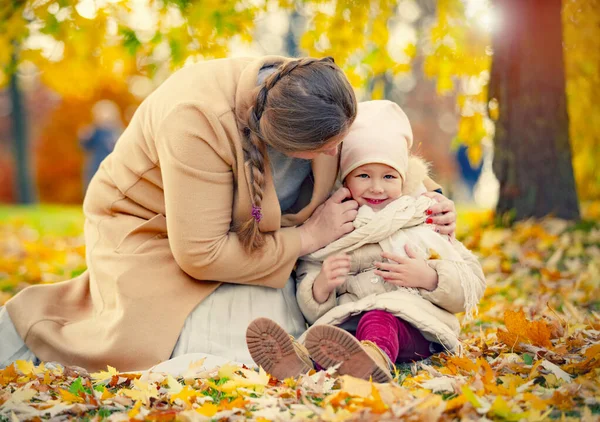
left=2, top=1, right=599, bottom=203
left=34, top=86, right=138, bottom=203
left=1, top=209, right=599, bottom=419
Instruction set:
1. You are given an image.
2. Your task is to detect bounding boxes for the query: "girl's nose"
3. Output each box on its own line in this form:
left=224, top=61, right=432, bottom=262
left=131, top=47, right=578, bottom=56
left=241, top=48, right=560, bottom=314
left=370, top=183, right=384, bottom=193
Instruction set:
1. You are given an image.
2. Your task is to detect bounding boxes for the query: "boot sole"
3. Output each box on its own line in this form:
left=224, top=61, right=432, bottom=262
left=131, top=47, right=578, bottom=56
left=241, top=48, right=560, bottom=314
left=305, top=325, right=393, bottom=383
left=246, top=317, right=311, bottom=380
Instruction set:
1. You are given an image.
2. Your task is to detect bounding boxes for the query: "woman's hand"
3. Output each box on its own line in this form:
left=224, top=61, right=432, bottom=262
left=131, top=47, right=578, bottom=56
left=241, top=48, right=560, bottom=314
left=374, top=245, right=438, bottom=291
left=298, top=187, right=359, bottom=255
left=422, top=191, right=456, bottom=237
left=312, top=253, right=350, bottom=303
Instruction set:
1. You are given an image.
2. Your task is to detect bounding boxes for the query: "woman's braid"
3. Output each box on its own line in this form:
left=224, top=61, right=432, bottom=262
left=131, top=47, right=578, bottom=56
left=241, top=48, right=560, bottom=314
left=238, top=56, right=342, bottom=254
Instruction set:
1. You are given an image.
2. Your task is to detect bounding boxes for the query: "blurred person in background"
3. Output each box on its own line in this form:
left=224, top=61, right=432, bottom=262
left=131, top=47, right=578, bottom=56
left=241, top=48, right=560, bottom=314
left=455, top=143, right=483, bottom=202
left=79, top=100, right=123, bottom=190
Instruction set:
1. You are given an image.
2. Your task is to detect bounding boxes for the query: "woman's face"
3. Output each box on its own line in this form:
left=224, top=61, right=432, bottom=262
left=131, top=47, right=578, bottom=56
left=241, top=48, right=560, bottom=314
left=285, top=134, right=345, bottom=160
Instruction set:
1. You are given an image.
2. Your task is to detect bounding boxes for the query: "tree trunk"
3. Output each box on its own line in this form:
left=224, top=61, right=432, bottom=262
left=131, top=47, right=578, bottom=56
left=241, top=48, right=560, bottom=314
left=9, top=54, right=36, bottom=204
left=489, top=0, right=579, bottom=220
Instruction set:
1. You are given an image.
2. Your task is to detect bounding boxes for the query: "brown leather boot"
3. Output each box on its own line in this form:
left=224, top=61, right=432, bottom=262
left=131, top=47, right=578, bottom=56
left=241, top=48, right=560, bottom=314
left=246, top=317, right=313, bottom=380
left=305, top=324, right=394, bottom=383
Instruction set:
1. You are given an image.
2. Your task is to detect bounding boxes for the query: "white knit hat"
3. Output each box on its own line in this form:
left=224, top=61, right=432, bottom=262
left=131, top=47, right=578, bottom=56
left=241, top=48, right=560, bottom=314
left=340, top=100, right=413, bottom=182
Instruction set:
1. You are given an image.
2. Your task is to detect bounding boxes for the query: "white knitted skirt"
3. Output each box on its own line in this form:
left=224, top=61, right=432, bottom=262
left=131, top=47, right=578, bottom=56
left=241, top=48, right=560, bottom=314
left=0, top=307, right=39, bottom=368
left=171, top=276, right=306, bottom=365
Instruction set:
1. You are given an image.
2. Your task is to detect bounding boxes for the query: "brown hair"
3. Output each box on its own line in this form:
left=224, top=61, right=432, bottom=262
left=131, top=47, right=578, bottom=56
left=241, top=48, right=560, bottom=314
left=237, top=56, right=357, bottom=253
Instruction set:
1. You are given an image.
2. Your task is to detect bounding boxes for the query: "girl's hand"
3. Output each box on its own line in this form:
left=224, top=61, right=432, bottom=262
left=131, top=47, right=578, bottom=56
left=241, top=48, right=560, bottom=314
left=374, top=245, right=438, bottom=291
left=299, top=187, right=359, bottom=255
left=421, top=191, right=456, bottom=237
left=312, top=254, right=350, bottom=303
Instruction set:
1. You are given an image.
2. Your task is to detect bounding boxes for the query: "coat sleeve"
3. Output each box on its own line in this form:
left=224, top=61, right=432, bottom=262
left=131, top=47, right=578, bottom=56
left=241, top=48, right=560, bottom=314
left=156, top=103, right=301, bottom=288
left=419, top=240, right=486, bottom=318
left=296, top=259, right=337, bottom=324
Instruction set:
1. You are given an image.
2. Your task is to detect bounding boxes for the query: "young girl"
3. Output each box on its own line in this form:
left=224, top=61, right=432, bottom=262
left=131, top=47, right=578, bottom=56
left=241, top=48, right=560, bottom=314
left=246, top=100, right=486, bottom=382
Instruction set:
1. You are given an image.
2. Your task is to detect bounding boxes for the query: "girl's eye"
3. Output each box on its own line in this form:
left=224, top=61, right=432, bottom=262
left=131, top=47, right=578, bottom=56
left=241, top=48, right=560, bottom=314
left=384, top=175, right=397, bottom=179
left=357, top=174, right=369, bottom=178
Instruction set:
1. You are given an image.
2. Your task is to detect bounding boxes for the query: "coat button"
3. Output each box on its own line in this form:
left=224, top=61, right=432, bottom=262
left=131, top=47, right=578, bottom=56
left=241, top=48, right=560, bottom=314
left=370, top=275, right=381, bottom=284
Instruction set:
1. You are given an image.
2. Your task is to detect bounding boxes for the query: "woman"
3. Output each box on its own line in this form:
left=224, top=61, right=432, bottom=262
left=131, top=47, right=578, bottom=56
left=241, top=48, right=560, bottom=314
left=0, top=56, right=456, bottom=371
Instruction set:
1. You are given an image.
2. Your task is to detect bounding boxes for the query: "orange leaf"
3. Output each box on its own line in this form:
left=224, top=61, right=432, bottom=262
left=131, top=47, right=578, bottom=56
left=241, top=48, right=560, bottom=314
left=445, top=395, right=467, bottom=411
left=363, top=385, right=388, bottom=414
left=220, top=396, right=247, bottom=411
left=497, top=329, right=525, bottom=351
left=584, top=343, right=600, bottom=359
left=448, top=356, right=478, bottom=373
left=0, top=364, right=18, bottom=386
left=477, top=358, right=496, bottom=385
left=500, top=310, right=553, bottom=349
left=523, top=393, right=549, bottom=411
left=504, top=310, right=529, bottom=338
left=550, top=391, right=575, bottom=410
left=526, top=321, right=552, bottom=348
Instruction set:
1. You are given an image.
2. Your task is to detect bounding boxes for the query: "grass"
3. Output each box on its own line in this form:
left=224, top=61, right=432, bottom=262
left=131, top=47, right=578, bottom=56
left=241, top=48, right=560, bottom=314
left=0, top=204, right=84, bottom=236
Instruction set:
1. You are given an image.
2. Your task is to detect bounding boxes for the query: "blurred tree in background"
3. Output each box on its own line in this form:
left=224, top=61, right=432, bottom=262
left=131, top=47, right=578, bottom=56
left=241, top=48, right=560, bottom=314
left=0, top=0, right=598, bottom=217
left=489, top=0, right=579, bottom=220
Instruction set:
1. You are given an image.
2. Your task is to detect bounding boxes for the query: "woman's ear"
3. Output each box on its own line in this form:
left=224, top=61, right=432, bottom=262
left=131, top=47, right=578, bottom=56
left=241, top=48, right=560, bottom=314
left=333, top=175, right=345, bottom=191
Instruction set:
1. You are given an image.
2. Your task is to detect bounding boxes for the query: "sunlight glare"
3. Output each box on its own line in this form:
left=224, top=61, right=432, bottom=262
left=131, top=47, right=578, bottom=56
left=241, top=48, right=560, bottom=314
left=464, top=0, right=497, bottom=32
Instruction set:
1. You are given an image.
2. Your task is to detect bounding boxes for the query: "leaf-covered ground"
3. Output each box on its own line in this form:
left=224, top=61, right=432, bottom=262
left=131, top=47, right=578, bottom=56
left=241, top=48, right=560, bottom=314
left=0, top=205, right=599, bottom=421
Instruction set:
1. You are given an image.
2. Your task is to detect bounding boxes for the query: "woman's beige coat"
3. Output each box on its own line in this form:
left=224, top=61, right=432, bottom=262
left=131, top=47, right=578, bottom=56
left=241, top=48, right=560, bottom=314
left=5, top=56, right=340, bottom=371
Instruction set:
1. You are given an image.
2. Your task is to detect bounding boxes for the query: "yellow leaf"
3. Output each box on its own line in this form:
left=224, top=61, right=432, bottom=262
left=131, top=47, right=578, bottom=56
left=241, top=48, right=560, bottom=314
left=15, top=360, right=34, bottom=375
left=339, top=375, right=372, bottom=397
left=404, top=43, right=417, bottom=58
left=467, top=144, right=483, bottom=168
left=120, top=388, right=144, bottom=402
left=196, top=402, right=218, bottom=417
left=90, top=365, right=118, bottom=383
left=128, top=400, right=142, bottom=418
left=217, top=364, right=269, bottom=393
left=32, top=362, right=47, bottom=376
left=169, top=385, right=197, bottom=408
left=59, top=389, right=84, bottom=404
left=460, top=385, right=481, bottom=408
left=490, top=396, right=523, bottom=421
left=166, top=374, right=183, bottom=394
left=101, top=388, right=114, bottom=400
left=437, top=75, right=454, bottom=94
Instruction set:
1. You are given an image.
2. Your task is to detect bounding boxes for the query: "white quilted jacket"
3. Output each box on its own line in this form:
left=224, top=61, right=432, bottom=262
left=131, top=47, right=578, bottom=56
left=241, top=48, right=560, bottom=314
left=296, top=195, right=486, bottom=352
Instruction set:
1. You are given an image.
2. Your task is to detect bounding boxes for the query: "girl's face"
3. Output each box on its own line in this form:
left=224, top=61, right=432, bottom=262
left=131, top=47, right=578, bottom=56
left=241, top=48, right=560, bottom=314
left=345, top=163, right=403, bottom=210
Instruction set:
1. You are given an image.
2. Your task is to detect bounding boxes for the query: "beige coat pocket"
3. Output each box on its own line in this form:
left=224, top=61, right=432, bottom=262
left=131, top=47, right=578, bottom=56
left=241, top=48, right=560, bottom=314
left=115, top=214, right=168, bottom=254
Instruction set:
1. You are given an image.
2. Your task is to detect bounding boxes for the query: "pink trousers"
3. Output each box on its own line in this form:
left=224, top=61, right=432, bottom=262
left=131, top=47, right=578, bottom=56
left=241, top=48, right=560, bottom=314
left=355, top=310, right=435, bottom=363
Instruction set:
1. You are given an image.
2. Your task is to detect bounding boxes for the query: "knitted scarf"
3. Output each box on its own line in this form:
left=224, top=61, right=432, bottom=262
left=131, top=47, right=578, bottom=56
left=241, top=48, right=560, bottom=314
left=304, top=195, right=480, bottom=320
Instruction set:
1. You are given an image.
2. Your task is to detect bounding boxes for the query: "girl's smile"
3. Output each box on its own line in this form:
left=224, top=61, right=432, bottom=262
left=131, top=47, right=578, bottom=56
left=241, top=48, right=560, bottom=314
left=345, top=163, right=404, bottom=210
